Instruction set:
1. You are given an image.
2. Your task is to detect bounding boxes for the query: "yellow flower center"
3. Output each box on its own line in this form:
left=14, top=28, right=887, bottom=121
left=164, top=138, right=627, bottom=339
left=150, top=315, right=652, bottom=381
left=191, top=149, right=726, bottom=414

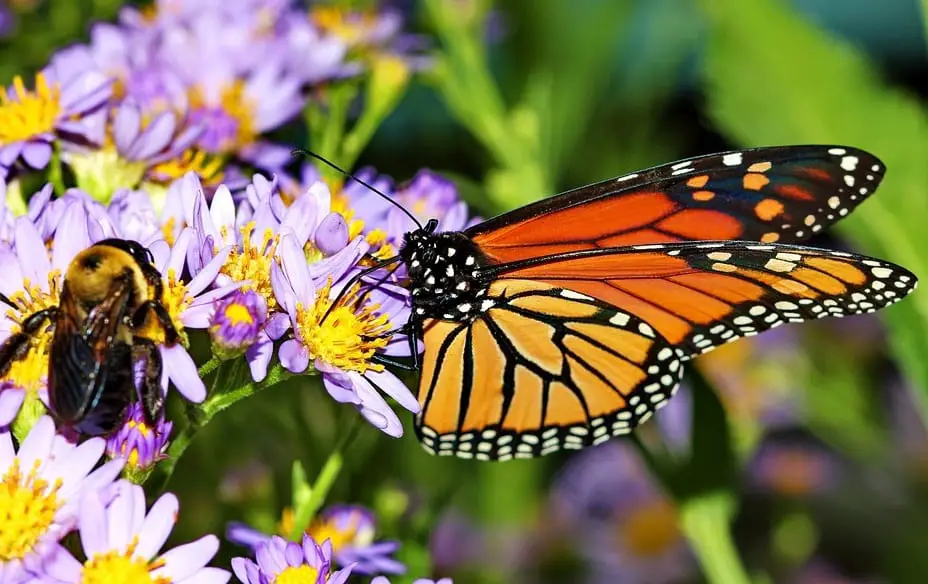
left=2, top=273, right=60, bottom=392
left=188, top=82, right=257, bottom=153
left=618, top=499, right=681, bottom=558
left=80, top=539, right=168, bottom=584
left=148, top=149, right=225, bottom=186
left=0, top=458, right=62, bottom=562
left=277, top=507, right=363, bottom=554
left=137, top=269, right=190, bottom=346
left=295, top=282, right=390, bottom=374
left=0, top=74, right=61, bottom=145
left=220, top=223, right=279, bottom=312
left=224, top=303, right=254, bottom=326
left=275, top=565, right=321, bottom=584
left=310, top=6, right=378, bottom=46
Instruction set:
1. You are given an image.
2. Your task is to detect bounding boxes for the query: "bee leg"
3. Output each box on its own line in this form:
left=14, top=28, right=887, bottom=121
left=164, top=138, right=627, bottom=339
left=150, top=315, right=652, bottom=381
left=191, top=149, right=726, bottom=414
left=0, top=308, right=57, bottom=378
left=131, top=301, right=179, bottom=345
left=133, top=337, right=164, bottom=427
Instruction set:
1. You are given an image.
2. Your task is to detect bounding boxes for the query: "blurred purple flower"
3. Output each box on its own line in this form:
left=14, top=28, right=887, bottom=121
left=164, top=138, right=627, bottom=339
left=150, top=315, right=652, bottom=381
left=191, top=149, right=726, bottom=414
left=39, top=480, right=228, bottom=583
left=104, top=402, right=173, bottom=475
left=0, top=416, right=123, bottom=583
left=228, top=504, right=403, bottom=576
left=747, top=437, right=842, bottom=498
left=232, top=534, right=351, bottom=584
left=373, top=578, right=453, bottom=584
left=550, top=442, right=696, bottom=584
left=64, top=99, right=203, bottom=202
left=272, top=232, right=419, bottom=437
left=0, top=51, right=111, bottom=179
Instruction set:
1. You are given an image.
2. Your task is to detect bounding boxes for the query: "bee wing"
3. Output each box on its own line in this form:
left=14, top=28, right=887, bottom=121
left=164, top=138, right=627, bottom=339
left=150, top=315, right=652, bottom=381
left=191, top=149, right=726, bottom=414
left=49, top=275, right=134, bottom=434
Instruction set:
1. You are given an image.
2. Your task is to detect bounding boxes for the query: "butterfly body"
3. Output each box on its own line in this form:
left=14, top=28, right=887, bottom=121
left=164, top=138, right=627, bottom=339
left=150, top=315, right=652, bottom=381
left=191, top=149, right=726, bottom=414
left=402, top=220, right=493, bottom=323
left=385, top=146, right=918, bottom=461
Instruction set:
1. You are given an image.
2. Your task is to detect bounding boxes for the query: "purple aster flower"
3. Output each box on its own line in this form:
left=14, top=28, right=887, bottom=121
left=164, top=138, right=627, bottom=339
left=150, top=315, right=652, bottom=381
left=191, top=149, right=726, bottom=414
left=550, top=442, right=697, bottom=583
left=104, top=402, right=173, bottom=477
left=63, top=99, right=203, bottom=203
left=0, top=49, right=111, bottom=179
left=144, top=227, right=240, bottom=404
left=307, top=5, right=429, bottom=69
left=38, top=480, right=229, bottom=583
left=227, top=504, right=403, bottom=576
left=272, top=232, right=419, bottom=437
left=210, top=289, right=268, bottom=359
left=747, top=436, right=842, bottom=498
left=106, top=188, right=163, bottom=245
left=0, top=416, right=123, bottom=583
left=231, top=534, right=351, bottom=584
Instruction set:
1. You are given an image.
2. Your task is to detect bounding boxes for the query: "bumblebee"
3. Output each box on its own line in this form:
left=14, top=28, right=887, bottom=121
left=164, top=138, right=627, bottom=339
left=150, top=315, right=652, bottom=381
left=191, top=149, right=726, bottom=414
left=0, top=239, right=178, bottom=435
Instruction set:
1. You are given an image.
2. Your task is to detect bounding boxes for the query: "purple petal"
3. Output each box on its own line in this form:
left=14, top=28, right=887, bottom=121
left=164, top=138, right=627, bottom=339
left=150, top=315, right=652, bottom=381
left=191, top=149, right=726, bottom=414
left=315, top=213, right=348, bottom=256
left=210, top=186, right=236, bottom=245
left=113, top=101, right=142, bottom=154
left=278, top=339, right=309, bottom=374
left=155, top=535, right=219, bottom=581
left=280, top=190, right=318, bottom=248
left=351, top=372, right=403, bottom=437
left=246, top=334, right=273, bottom=383
left=131, top=111, right=176, bottom=160
left=14, top=217, right=51, bottom=285
left=22, top=141, right=52, bottom=169
left=265, top=312, right=290, bottom=340
left=0, top=387, right=24, bottom=425
left=17, top=415, right=55, bottom=473
left=321, top=369, right=361, bottom=405
left=79, top=490, right=109, bottom=557
left=136, top=492, right=179, bottom=559
left=187, top=245, right=232, bottom=295
left=365, top=369, right=419, bottom=414
left=163, top=345, right=206, bottom=402
left=231, top=558, right=257, bottom=584
left=188, top=567, right=232, bottom=584
left=278, top=233, right=314, bottom=304
left=40, top=544, right=83, bottom=582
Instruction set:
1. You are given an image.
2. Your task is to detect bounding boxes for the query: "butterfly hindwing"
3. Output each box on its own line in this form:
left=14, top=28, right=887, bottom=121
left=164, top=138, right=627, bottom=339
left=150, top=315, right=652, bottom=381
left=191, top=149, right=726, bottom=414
left=415, top=280, right=684, bottom=460
left=468, top=146, right=884, bottom=264
left=487, top=241, right=917, bottom=359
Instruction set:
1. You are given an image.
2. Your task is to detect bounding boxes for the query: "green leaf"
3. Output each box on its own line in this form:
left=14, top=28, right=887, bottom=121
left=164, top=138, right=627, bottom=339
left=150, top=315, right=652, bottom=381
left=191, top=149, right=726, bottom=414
left=698, top=0, right=928, bottom=413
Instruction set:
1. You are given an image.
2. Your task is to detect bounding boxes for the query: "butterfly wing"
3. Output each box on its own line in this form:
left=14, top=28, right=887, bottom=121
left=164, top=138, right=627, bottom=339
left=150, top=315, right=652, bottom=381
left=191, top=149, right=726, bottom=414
left=484, top=241, right=917, bottom=359
left=415, top=280, right=684, bottom=460
left=468, top=146, right=883, bottom=264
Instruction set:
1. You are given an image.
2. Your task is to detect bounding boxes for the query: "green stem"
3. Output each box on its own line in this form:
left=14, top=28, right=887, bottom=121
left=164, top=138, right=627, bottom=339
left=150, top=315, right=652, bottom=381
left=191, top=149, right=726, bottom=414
left=197, top=357, right=220, bottom=378
left=151, top=363, right=292, bottom=491
left=289, top=419, right=361, bottom=540
left=679, top=493, right=752, bottom=584
left=48, top=141, right=66, bottom=196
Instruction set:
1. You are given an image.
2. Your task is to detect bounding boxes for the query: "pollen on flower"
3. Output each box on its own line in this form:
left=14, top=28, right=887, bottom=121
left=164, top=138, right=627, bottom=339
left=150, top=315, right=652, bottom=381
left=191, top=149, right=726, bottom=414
left=188, top=82, right=257, bottom=154
left=149, top=149, right=225, bottom=186
left=137, top=269, right=191, bottom=345
left=277, top=507, right=366, bottom=553
left=294, top=281, right=390, bottom=374
left=81, top=537, right=169, bottom=584
left=275, top=565, right=321, bottom=584
left=221, top=223, right=279, bottom=311
left=0, top=458, right=62, bottom=562
left=365, top=229, right=397, bottom=261
left=0, top=73, right=61, bottom=145
left=618, top=498, right=681, bottom=558
left=2, top=273, right=61, bottom=392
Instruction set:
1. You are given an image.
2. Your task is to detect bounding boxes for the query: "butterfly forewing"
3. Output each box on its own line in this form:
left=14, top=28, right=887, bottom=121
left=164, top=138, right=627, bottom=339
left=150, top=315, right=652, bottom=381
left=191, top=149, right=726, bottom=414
left=468, top=146, right=884, bottom=265
left=415, top=280, right=684, bottom=460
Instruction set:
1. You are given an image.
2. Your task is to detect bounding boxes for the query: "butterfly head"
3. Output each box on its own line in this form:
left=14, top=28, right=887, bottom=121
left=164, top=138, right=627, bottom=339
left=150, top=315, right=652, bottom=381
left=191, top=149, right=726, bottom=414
left=401, top=225, right=490, bottom=322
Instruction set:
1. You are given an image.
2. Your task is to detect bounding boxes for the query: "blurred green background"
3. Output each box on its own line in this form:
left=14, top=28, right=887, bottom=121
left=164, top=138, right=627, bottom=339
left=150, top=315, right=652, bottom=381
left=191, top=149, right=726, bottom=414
left=7, top=0, right=928, bottom=582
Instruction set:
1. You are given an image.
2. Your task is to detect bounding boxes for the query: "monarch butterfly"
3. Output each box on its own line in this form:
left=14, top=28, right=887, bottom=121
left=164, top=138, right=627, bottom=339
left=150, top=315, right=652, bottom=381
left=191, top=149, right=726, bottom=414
left=309, top=145, right=917, bottom=461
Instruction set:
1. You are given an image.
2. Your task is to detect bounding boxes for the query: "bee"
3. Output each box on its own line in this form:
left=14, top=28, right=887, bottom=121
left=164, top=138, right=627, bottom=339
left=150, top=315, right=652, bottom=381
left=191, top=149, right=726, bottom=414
left=0, top=239, right=178, bottom=435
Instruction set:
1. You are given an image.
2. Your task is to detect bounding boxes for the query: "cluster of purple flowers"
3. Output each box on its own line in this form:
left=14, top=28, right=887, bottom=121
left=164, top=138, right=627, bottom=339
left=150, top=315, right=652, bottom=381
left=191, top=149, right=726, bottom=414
left=0, top=1, right=462, bottom=582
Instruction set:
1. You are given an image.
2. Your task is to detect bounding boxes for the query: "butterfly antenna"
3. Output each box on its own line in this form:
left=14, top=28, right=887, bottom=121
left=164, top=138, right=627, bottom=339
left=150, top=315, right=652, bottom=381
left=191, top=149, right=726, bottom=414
left=292, top=148, right=424, bottom=230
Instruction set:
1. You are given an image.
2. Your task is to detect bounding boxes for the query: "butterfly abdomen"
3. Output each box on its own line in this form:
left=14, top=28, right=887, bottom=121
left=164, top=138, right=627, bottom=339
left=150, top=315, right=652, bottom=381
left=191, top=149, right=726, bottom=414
left=401, top=229, right=493, bottom=322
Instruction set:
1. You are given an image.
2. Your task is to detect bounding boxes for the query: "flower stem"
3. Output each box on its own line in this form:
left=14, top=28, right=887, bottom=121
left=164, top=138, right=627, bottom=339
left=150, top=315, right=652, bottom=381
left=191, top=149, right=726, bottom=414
left=289, top=418, right=361, bottom=540
left=679, top=492, right=752, bottom=584
left=48, top=141, right=66, bottom=196
left=151, top=362, right=292, bottom=492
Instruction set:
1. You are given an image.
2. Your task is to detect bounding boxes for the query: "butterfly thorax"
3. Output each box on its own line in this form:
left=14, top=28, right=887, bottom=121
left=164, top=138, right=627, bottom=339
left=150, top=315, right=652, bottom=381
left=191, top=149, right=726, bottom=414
left=401, top=229, right=491, bottom=322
